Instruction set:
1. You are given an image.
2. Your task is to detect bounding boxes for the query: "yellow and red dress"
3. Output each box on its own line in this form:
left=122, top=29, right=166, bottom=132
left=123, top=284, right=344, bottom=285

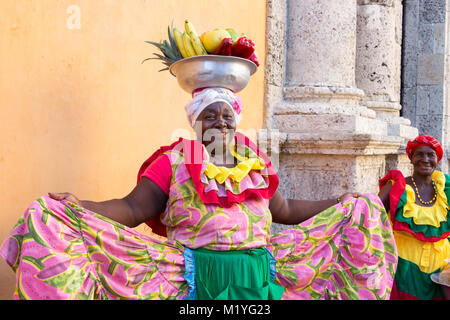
left=380, top=170, right=450, bottom=299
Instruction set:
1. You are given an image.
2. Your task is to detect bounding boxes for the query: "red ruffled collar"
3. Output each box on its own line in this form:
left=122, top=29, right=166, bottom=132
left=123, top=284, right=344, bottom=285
left=138, top=132, right=279, bottom=237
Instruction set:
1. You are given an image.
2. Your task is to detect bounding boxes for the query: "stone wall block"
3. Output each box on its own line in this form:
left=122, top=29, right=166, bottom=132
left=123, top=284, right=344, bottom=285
left=419, top=23, right=436, bottom=54
left=416, top=114, right=444, bottom=138
left=417, top=54, right=445, bottom=85
left=420, top=0, right=446, bottom=24
left=434, top=23, right=446, bottom=53
left=355, top=155, right=387, bottom=192
left=416, top=85, right=430, bottom=115
left=276, top=154, right=388, bottom=202
left=429, top=85, right=445, bottom=115
left=401, top=86, right=417, bottom=120
left=402, top=53, right=418, bottom=88
left=387, top=122, right=419, bottom=139
left=274, top=114, right=387, bottom=135
left=276, top=154, right=358, bottom=201
left=403, top=0, right=420, bottom=48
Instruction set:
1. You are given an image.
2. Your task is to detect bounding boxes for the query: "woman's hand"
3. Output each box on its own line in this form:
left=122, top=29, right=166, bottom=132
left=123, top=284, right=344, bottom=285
left=338, top=192, right=362, bottom=204
left=48, top=192, right=81, bottom=205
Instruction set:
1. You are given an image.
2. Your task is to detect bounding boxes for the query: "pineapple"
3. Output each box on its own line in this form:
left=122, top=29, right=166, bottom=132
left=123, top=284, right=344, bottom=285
left=143, top=23, right=183, bottom=71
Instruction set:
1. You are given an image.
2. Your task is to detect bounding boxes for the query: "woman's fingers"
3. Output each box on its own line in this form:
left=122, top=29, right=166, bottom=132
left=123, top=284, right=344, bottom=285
left=339, top=192, right=362, bottom=203
left=48, top=192, right=80, bottom=204
left=48, top=192, right=65, bottom=200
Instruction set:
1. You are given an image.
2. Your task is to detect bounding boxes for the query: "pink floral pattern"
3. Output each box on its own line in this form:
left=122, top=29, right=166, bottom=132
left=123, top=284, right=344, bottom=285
left=0, top=145, right=397, bottom=300
left=0, top=196, right=187, bottom=300
left=163, top=148, right=272, bottom=251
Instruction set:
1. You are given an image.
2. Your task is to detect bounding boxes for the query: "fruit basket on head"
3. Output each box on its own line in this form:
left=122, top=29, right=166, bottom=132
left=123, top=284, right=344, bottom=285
left=143, top=20, right=259, bottom=94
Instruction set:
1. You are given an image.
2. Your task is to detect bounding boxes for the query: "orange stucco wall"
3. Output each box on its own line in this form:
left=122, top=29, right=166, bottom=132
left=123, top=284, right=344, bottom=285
left=0, top=0, right=266, bottom=299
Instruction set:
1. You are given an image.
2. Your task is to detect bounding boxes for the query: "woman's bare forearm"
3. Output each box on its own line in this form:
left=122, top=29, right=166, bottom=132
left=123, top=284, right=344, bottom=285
left=270, top=189, right=338, bottom=224
left=276, top=198, right=338, bottom=224
left=80, top=198, right=138, bottom=227
left=49, top=179, right=167, bottom=229
left=270, top=190, right=360, bottom=225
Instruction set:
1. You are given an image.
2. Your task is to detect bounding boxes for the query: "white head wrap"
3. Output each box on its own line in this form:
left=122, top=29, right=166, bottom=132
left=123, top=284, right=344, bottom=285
left=184, top=88, right=243, bottom=128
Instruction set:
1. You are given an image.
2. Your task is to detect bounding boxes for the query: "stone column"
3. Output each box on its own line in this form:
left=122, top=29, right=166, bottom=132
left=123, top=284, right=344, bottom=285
left=263, top=0, right=412, bottom=233
left=356, top=0, right=418, bottom=173
left=356, top=0, right=402, bottom=118
left=271, top=0, right=397, bottom=157
left=278, top=0, right=373, bottom=127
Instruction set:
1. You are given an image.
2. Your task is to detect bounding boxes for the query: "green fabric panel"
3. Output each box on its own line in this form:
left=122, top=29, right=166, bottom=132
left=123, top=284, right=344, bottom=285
left=395, top=257, right=443, bottom=300
left=394, top=190, right=450, bottom=238
left=192, top=248, right=284, bottom=300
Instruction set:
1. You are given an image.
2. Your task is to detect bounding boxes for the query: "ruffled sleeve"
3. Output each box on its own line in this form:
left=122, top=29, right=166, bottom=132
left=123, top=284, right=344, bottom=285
left=379, top=169, right=405, bottom=218
left=139, top=154, right=172, bottom=195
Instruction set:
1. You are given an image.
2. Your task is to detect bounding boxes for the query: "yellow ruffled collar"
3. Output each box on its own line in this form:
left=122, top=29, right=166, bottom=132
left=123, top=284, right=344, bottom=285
left=204, top=143, right=265, bottom=184
left=403, top=171, right=449, bottom=227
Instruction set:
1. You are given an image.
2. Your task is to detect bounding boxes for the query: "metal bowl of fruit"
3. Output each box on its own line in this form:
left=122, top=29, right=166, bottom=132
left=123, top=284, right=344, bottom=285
left=169, top=55, right=257, bottom=94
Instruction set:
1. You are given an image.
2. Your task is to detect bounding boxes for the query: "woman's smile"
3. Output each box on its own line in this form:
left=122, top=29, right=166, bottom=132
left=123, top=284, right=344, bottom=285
left=411, top=145, right=438, bottom=175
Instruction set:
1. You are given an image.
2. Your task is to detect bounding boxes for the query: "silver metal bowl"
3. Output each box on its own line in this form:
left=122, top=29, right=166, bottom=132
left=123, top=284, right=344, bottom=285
left=169, top=55, right=257, bottom=93
left=431, top=273, right=450, bottom=287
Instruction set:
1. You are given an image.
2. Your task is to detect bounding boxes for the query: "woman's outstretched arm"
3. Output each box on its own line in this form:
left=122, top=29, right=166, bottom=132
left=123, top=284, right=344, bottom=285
left=49, top=177, right=168, bottom=228
left=269, top=190, right=360, bottom=225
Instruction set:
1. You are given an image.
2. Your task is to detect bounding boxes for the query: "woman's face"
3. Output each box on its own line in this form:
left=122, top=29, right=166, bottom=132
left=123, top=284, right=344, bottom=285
left=194, top=102, right=236, bottom=150
left=411, top=145, right=438, bottom=176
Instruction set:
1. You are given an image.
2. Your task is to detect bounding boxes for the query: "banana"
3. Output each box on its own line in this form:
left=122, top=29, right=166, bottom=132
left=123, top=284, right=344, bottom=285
left=185, top=20, right=207, bottom=55
left=173, top=27, right=188, bottom=58
left=182, top=32, right=196, bottom=57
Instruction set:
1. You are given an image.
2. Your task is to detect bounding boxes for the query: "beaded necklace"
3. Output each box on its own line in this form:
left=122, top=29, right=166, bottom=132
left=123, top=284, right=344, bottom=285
left=411, top=176, right=437, bottom=205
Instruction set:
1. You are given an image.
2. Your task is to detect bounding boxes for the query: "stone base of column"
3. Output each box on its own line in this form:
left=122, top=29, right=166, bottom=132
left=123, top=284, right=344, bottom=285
left=270, top=149, right=396, bottom=234
left=361, top=100, right=419, bottom=141
left=260, top=129, right=405, bottom=193
left=262, top=122, right=410, bottom=235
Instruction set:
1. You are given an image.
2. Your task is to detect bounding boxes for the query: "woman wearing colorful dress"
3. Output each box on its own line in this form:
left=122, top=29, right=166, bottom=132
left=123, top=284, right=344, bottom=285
left=0, top=87, right=397, bottom=300
left=378, top=135, right=450, bottom=300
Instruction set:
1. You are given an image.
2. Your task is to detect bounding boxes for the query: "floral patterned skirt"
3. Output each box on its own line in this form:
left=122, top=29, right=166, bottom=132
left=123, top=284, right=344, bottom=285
left=0, top=193, right=397, bottom=299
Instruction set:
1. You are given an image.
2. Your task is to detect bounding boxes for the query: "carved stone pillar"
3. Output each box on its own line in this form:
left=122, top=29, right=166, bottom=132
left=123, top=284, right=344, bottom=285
left=356, top=0, right=418, bottom=131
left=278, top=0, right=375, bottom=134
left=356, top=0, right=418, bottom=172
left=263, top=0, right=415, bottom=233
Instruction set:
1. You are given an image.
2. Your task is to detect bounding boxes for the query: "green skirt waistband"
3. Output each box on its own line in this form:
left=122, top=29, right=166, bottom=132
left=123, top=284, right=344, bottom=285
left=183, top=247, right=285, bottom=300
